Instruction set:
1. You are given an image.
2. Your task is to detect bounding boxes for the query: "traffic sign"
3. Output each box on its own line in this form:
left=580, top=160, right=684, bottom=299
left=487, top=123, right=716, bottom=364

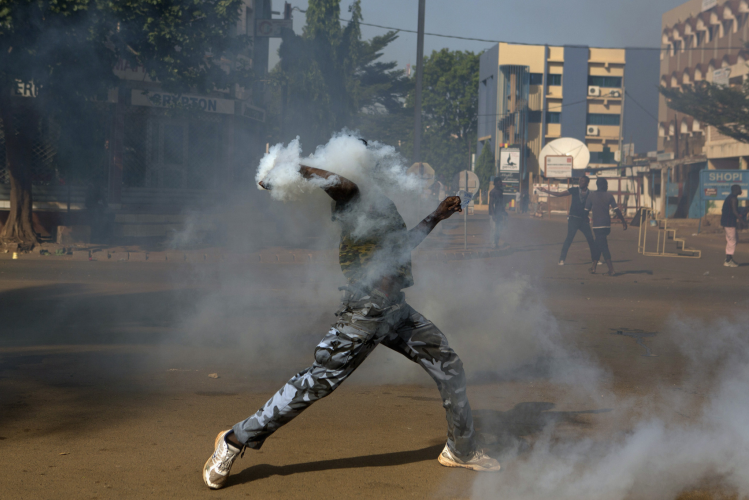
left=453, top=170, right=480, bottom=195
left=407, top=162, right=435, bottom=187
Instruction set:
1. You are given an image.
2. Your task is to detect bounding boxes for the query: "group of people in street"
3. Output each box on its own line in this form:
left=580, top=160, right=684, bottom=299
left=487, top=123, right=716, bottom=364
left=531, top=176, right=745, bottom=272
left=536, top=176, right=627, bottom=276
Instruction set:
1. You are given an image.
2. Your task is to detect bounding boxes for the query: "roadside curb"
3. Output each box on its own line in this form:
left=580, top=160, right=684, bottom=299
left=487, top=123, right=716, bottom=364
left=0, top=247, right=510, bottom=264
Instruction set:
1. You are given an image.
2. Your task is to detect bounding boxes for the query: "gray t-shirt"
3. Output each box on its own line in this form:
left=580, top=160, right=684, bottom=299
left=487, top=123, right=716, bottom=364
left=585, top=191, right=618, bottom=228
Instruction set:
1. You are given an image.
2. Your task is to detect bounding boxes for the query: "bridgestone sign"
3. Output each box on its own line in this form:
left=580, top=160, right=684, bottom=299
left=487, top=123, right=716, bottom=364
left=131, top=90, right=235, bottom=115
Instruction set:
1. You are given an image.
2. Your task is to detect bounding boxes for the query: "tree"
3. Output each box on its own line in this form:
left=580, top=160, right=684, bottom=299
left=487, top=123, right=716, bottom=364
left=270, top=0, right=406, bottom=149
left=474, top=142, right=494, bottom=199
left=0, top=0, right=251, bottom=247
left=372, top=49, right=480, bottom=186
left=659, top=81, right=749, bottom=143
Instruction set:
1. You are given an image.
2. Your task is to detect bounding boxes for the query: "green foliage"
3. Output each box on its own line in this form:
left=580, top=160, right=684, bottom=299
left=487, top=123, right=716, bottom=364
left=0, top=0, right=251, bottom=184
left=0, top=0, right=250, bottom=102
left=367, top=49, right=480, bottom=187
left=269, top=3, right=480, bottom=184
left=271, top=0, right=407, bottom=150
left=474, top=142, right=494, bottom=193
left=659, top=82, right=749, bottom=143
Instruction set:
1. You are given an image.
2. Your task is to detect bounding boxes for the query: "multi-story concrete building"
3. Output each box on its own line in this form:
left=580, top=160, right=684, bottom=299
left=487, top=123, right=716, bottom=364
left=478, top=43, right=660, bottom=189
left=658, top=0, right=749, bottom=217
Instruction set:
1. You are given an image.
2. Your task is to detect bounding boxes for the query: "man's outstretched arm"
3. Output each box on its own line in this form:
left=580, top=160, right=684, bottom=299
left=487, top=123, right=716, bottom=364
left=538, top=187, right=571, bottom=198
left=258, top=164, right=359, bottom=204
left=407, top=196, right=462, bottom=250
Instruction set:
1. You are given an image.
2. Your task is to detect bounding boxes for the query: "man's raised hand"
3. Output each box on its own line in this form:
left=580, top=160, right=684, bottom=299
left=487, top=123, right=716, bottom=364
left=435, top=196, right=462, bottom=221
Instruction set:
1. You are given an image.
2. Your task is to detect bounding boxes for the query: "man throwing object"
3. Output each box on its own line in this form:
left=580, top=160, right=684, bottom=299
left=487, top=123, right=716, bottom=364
left=203, top=155, right=501, bottom=490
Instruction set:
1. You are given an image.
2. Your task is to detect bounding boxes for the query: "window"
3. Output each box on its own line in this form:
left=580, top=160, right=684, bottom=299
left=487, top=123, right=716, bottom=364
left=546, top=112, right=561, bottom=124
left=548, top=74, right=562, bottom=86
left=529, top=73, right=544, bottom=85
left=587, top=76, right=622, bottom=88
left=590, top=148, right=616, bottom=164
left=528, top=110, right=542, bottom=123
left=587, top=113, right=620, bottom=126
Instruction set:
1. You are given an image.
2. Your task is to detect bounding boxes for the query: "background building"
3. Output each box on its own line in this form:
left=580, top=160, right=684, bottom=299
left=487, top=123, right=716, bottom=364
left=0, top=0, right=288, bottom=240
left=659, top=0, right=749, bottom=217
left=478, top=43, right=660, bottom=188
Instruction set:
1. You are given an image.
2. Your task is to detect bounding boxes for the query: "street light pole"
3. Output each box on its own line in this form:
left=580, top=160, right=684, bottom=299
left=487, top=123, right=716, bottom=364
left=413, top=0, right=425, bottom=164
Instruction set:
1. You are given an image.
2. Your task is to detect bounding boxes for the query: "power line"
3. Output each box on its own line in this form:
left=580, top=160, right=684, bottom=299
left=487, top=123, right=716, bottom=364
left=624, top=91, right=660, bottom=123
left=291, top=6, right=747, bottom=52
left=337, top=15, right=748, bottom=53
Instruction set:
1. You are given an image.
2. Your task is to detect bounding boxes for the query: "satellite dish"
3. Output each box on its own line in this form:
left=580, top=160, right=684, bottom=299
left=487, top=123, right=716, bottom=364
left=539, top=138, right=590, bottom=170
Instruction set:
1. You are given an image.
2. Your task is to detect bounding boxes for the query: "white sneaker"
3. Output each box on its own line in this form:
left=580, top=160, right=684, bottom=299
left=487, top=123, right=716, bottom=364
left=437, top=444, right=500, bottom=472
left=724, top=259, right=739, bottom=268
left=203, top=430, right=242, bottom=489
left=558, top=260, right=565, bottom=266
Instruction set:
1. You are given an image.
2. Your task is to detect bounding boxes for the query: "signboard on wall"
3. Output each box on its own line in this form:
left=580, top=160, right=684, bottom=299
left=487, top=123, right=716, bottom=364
left=499, top=149, right=520, bottom=172
left=700, top=170, right=749, bottom=200
left=713, top=68, right=731, bottom=87
left=498, top=147, right=520, bottom=193
left=131, top=90, right=235, bottom=114
left=545, top=156, right=573, bottom=178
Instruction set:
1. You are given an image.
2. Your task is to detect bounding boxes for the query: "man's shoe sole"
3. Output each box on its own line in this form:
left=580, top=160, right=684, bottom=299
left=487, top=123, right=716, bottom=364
left=437, top=453, right=501, bottom=472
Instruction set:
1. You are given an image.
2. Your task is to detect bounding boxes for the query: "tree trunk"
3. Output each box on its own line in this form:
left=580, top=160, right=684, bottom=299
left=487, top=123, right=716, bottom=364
left=0, top=96, right=39, bottom=249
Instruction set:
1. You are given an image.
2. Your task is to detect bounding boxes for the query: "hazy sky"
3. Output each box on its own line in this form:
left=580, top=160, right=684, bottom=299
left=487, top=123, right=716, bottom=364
left=269, top=0, right=687, bottom=70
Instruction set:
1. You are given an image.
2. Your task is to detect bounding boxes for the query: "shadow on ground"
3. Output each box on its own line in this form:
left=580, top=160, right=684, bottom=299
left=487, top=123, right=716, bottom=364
left=230, top=443, right=445, bottom=486
left=474, top=402, right=610, bottom=455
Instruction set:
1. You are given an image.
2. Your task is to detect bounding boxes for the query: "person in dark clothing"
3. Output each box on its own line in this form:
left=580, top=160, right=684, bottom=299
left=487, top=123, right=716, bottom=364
left=488, top=177, right=507, bottom=248
left=721, top=184, right=744, bottom=267
left=584, top=178, right=627, bottom=276
left=538, top=176, right=595, bottom=266
left=203, top=156, right=501, bottom=490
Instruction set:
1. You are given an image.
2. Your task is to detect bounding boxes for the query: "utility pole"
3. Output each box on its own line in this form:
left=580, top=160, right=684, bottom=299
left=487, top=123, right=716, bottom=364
left=618, top=84, right=625, bottom=169
left=413, top=0, right=426, bottom=164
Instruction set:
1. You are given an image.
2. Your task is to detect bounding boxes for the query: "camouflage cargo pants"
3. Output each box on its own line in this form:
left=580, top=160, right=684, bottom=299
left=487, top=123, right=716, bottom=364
left=233, top=287, right=477, bottom=458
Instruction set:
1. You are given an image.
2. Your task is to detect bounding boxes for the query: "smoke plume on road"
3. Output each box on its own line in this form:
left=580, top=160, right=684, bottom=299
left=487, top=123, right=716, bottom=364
left=469, top=314, right=749, bottom=500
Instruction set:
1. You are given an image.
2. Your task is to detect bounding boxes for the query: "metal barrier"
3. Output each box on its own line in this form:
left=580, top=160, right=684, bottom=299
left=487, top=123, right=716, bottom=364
left=637, top=208, right=701, bottom=258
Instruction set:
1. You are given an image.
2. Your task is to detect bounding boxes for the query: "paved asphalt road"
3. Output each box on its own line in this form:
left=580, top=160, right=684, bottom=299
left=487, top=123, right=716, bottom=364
left=0, top=214, right=747, bottom=499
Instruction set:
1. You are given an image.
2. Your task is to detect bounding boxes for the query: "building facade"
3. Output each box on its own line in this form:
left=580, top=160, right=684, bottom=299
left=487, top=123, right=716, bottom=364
left=0, top=0, right=286, bottom=239
left=660, top=0, right=749, bottom=167
left=478, top=43, right=660, bottom=185
left=659, top=0, right=749, bottom=217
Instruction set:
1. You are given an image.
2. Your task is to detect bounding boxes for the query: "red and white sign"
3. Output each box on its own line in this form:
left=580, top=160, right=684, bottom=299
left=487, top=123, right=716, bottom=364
left=545, top=155, right=573, bottom=178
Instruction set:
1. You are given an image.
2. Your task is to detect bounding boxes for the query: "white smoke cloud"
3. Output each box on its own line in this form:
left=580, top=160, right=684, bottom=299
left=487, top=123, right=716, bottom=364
left=468, top=314, right=749, bottom=500
left=255, top=133, right=424, bottom=202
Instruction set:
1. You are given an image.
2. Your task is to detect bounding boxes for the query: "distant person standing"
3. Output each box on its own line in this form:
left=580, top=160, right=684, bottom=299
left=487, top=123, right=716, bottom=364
left=538, top=176, right=595, bottom=266
left=488, top=177, right=507, bottom=248
left=721, top=184, right=744, bottom=267
left=585, top=178, right=627, bottom=276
